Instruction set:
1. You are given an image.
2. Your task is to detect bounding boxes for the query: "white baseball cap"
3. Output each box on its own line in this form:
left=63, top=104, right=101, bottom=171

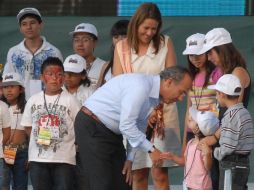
left=64, top=54, right=86, bottom=73
left=189, top=107, right=219, bottom=136
left=208, top=74, right=241, bottom=96
left=199, top=28, right=232, bottom=54
left=69, top=23, right=98, bottom=38
left=17, top=7, right=42, bottom=22
left=2, top=72, right=24, bottom=88
left=182, top=33, right=205, bottom=55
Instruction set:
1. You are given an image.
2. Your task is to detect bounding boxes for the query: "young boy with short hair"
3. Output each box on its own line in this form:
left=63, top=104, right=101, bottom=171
left=209, top=74, right=254, bottom=190
left=69, top=23, right=106, bottom=87
left=21, top=57, right=80, bottom=189
left=3, top=7, right=63, bottom=98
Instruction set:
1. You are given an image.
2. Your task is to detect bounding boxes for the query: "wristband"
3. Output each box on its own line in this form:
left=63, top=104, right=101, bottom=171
left=148, top=145, right=156, bottom=153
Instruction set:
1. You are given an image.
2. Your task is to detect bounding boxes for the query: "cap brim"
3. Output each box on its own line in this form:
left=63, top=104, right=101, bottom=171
left=2, top=81, right=24, bottom=87
left=17, top=11, right=41, bottom=22
left=183, top=49, right=203, bottom=55
left=189, top=107, right=198, bottom=123
left=198, top=44, right=214, bottom=54
left=68, top=30, right=98, bottom=38
left=64, top=67, right=83, bottom=73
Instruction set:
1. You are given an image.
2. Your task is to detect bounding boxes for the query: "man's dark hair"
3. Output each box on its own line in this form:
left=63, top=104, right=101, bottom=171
left=41, top=57, right=64, bottom=74
left=160, top=66, right=192, bottom=83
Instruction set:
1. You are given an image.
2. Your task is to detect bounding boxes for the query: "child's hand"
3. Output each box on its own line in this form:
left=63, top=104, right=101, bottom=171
left=160, top=152, right=174, bottom=160
left=198, top=136, right=210, bottom=147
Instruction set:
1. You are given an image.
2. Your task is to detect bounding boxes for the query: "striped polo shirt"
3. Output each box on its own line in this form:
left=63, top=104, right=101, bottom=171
left=214, top=103, right=254, bottom=161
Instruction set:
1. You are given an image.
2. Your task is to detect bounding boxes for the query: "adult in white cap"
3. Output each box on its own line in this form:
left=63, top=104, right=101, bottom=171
left=69, top=23, right=106, bottom=88
left=207, top=74, right=254, bottom=190
left=63, top=54, right=95, bottom=106
left=199, top=28, right=251, bottom=110
left=1, top=72, right=28, bottom=190
left=3, top=7, right=63, bottom=99
left=113, top=3, right=179, bottom=190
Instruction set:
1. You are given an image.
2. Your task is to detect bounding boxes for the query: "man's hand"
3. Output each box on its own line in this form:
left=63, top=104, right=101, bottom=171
left=122, top=160, right=132, bottom=186
left=160, top=152, right=174, bottom=160
left=149, top=147, right=163, bottom=167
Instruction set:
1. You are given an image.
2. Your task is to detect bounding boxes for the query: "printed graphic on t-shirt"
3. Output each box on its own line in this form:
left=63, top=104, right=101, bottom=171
left=30, top=102, right=68, bottom=156
left=11, top=49, right=57, bottom=79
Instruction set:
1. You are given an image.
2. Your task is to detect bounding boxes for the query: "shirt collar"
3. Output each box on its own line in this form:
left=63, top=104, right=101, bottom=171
left=225, top=103, right=244, bottom=113
left=19, top=36, right=49, bottom=53
left=149, top=75, right=160, bottom=99
left=224, top=103, right=244, bottom=119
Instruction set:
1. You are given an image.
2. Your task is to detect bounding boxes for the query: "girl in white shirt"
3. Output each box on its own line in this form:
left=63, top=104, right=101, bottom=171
left=1, top=72, right=27, bottom=190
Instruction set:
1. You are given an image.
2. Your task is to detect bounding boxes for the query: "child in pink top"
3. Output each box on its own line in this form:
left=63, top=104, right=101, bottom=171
left=160, top=107, right=219, bottom=190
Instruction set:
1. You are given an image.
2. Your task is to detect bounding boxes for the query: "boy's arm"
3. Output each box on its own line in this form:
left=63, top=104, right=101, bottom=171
left=2, top=127, right=11, bottom=145
left=199, top=128, right=221, bottom=146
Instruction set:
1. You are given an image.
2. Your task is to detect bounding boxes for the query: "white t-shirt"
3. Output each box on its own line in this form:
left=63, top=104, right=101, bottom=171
left=0, top=101, right=11, bottom=158
left=21, top=90, right=80, bottom=165
left=63, top=85, right=95, bottom=107
left=87, top=57, right=106, bottom=87
left=9, top=105, right=24, bottom=130
left=4, top=36, right=63, bottom=98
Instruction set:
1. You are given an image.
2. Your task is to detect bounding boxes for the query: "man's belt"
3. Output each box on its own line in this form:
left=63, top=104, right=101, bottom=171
left=81, top=106, right=102, bottom=124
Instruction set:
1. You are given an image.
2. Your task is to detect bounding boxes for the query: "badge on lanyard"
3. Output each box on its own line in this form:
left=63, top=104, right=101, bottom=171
left=3, top=145, right=17, bottom=165
left=37, top=127, right=51, bottom=146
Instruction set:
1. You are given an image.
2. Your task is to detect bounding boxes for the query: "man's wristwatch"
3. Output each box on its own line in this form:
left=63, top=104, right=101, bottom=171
left=148, top=145, right=156, bottom=153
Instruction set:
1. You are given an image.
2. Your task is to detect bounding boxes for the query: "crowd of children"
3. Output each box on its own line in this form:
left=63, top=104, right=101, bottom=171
left=0, top=3, right=254, bottom=190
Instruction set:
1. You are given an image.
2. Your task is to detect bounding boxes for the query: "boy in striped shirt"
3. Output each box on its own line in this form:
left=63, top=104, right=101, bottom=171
left=209, top=74, right=254, bottom=190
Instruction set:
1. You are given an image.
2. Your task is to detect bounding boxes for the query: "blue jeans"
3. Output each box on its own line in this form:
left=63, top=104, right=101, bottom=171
left=219, top=154, right=250, bottom=190
left=2, top=149, right=28, bottom=190
left=0, top=158, right=4, bottom=187
left=29, top=161, right=74, bottom=190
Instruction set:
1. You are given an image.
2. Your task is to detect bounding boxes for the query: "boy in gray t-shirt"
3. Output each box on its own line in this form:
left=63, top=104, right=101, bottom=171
left=209, top=74, right=254, bottom=190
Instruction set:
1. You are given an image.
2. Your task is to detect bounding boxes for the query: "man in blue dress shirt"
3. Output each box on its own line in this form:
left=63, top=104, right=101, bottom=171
left=74, top=66, right=192, bottom=190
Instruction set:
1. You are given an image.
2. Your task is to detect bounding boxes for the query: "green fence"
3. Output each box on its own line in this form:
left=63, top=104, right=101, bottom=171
left=0, top=16, right=253, bottom=184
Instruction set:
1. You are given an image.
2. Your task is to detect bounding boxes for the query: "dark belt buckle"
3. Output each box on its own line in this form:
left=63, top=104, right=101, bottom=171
left=81, top=107, right=101, bottom=124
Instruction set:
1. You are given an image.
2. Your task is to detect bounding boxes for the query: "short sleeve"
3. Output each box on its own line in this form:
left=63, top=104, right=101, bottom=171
left=0, top=101, right=11, bottom=128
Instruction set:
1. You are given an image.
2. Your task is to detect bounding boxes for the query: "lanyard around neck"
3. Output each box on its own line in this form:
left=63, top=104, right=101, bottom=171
left=43, top=91, right=62, bottom=117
